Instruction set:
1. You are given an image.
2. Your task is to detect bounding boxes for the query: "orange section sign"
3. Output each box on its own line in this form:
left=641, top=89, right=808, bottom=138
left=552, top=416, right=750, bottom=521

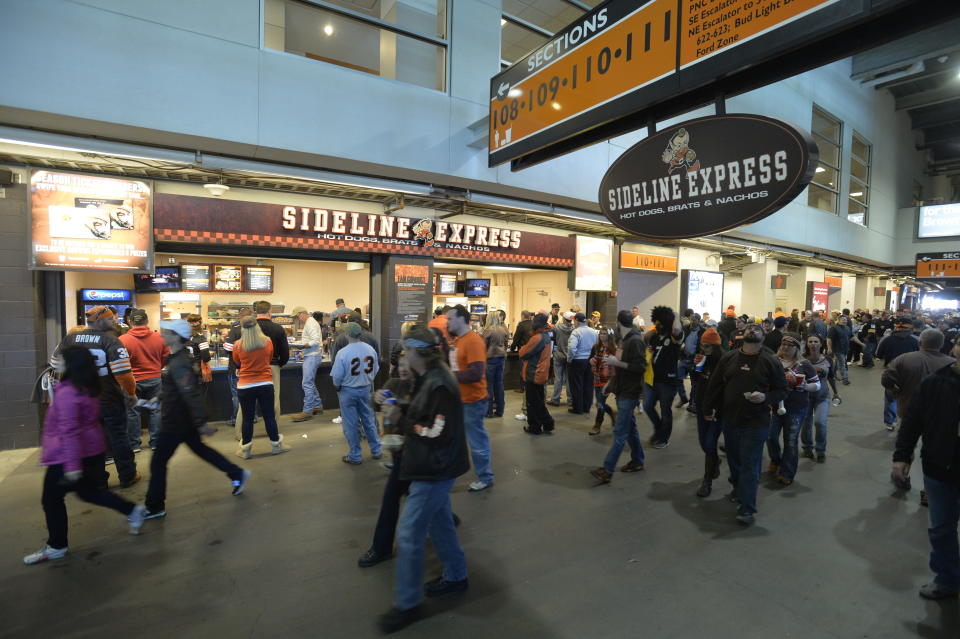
left=681, top=0, right=839, bottom=67
left=490, top=0, right=675, bottom=154
left=916, top=259, right=960, bottom=278
left=824, top=276, right=842, bottom=288
left=621, top=251, right=678, bottom=273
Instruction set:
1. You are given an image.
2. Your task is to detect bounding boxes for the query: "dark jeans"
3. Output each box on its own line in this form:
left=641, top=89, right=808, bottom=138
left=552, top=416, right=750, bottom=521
left=42, top=454, right=135, bottom=549
left=373, top=455, right=411, bottom=555
left=486, top=357, right=505, bottom=416
left=101, top=403, right=137, bottom=484
left=229, top=371, right=240, bottom=424
left=724, top=424, right=767, bottom=515
left=524, top=383, right=555, bottom=433
left=238, top=385, right=280, bottom=444
left=594, top=386, right=614, bottom=422
left=676, top=359, right=691, bottom=402
left=603, top=396, right=644, bottom=473
left=767, top=402, right=808, bottom=480
left=862, top=340, right=877, bottom=367
left=146, top=428, right=244, bottom=512
left=643, top=382, right=678, bottom=443
left=924, top=475, right=960, bottom=591
left=697, top=411, right=724, bottom=457
left=568, top=359, right=594, bottom=413
left=127, top=377, right=161, bottom=449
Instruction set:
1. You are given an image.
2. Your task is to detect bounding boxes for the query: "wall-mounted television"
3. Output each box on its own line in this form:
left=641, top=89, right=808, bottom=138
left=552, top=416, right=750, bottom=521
left=469, top=304, right=488, bottom=314
left=435, top=273, right=458, bottom=295
left=918, top=202, right=960, bottom=239
left=133, top=266, right=181, bottom=293
left=464, top=278, right=490, bottom=298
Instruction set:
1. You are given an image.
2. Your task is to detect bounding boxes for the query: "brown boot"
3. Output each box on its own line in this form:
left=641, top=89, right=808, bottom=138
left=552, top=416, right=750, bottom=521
left=291, top=412, right=314, bottom=422
left=590, top=467, right=612, bottom=484
left=589, top=416, right=602, bottom=436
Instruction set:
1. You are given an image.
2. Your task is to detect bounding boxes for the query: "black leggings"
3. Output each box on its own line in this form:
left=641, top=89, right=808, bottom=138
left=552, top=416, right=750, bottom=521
left=238, top=385, right=280, bottom=444
left=146, top=428, right=244, bottom=512
left=42, top=454, right=135, bottom=549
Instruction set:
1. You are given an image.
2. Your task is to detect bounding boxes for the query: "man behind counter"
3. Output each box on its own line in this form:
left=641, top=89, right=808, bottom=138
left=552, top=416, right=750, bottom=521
left=292, top=306, right=324, bottom=422
left=330, top=298, right=352, bottom=328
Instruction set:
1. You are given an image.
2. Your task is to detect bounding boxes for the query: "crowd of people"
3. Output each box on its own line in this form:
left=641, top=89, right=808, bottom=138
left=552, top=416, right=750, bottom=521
left=23, top=296, right=960, bottom=631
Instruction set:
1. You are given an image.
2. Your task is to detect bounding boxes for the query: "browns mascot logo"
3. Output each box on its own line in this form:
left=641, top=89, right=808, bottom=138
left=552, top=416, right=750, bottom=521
left=412, top=219, right=435, bottom=247
left=660, top=128, right=701, bottom=175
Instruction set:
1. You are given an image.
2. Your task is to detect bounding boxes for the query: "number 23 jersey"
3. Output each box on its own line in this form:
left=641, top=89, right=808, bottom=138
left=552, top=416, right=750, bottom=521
left=51, top=329, right=133, bottom=405
left=331, top=341, right=379, bottom=388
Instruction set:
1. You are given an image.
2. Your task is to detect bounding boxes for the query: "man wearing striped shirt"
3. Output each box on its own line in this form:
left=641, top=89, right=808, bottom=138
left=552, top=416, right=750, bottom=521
left=50, top=305, right=141, bottom=487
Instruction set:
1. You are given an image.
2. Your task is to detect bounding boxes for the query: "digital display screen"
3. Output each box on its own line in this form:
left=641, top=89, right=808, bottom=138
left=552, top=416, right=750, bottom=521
left=133, top=266, right=181, bottom=293
left=574, top=236, right=613, bottom=291
left=918, top=203, right=960, bottom=239
left=436, top=273, right=457, bottom=295
left=681, top=269, right=724, bottom=321
left=464, top=278, right=490, bottom=298
left=213, top=265, right=243, bottom=292
left=470, top=304, right=488, bottom=314
left=180, top=264, right=211, bottom=291
left=245, top=266, right=274, bottom=292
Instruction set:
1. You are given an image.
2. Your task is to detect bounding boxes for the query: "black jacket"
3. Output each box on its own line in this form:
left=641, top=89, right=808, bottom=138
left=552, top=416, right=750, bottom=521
left=763, top=328, right=783, bottom=354
left=705, top=348, right=787, bottom=428
left=613, top=328, right=647, bottom=399
left=225, top=318, right=290, bottom=368
left=876, top=332, right=918, bottom=367
left=894, top=363, right=960, bottom=483
left=510, top=319, right=533, bottom=352
left=160, top=348, right=207, bottom=432
left=398, top=366, right=470, bottom=482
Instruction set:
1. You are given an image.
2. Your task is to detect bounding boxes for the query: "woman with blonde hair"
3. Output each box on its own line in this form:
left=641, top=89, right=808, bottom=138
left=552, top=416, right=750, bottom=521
left=482, top=311, right=509, bottom=418
left=233, top=317, right=288, bottom=458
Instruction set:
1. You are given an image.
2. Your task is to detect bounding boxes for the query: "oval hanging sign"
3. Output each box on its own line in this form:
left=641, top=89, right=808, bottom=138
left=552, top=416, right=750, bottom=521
left=599, top=114, right=818, bottom=240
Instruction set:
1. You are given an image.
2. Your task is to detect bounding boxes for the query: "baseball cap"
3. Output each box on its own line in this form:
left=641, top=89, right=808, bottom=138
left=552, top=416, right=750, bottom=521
left=344, top=322, right=362, bottom=338
left=562, top=311, right=575, bottom=321
left=574, top=312, right=586, bottom=323
left=129, top=308, right=148, bottom=325
left=773, top=316, right=788, bottom=328
left=533, top=312, right=549, bottom=328
left=85, top=306, right=116, bottom=322
left=292, top=306, right=308, bottom=314
left=160, top=319, right=192, bottom=339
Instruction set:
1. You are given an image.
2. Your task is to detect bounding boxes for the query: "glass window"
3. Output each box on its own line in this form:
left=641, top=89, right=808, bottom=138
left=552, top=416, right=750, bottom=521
left=808, top=106, right=842, bottom=215
left=501, top=19, right=548, bottom=65
left=847, top=133, right=871, bottom=227
left=265, top=0, right=447, bottom=92
left=321, top=0, right=447, bottom=38
left=501, top=0, right=591, bottom=66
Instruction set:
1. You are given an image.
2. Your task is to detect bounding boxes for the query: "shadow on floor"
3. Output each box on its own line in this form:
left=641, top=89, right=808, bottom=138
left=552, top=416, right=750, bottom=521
left=527, top=462, right=602, bottom=490
left=905, top=598, right=960, bottom=639
left=845, top=429, right=897, bottom=452
left=646, top=480, right=771, bottom=539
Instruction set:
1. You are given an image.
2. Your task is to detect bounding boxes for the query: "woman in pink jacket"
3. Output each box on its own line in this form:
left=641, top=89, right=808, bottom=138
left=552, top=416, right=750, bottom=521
left=23, top=347, right=146, bottom=565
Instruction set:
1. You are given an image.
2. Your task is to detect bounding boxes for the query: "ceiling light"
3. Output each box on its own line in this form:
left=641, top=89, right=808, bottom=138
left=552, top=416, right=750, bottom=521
left=851, top=191, right=863, bottom=197
left=323, top=24, right=334, bottom=36
left=203, top=183, right=230, bottom=197
left=815, top=167, right=825, bottom=173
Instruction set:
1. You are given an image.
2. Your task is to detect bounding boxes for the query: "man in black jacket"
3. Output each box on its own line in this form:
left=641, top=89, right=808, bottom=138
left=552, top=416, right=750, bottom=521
left=705, top=323, right=787, bottom=526
left=877, top=318, right=919, bottom=430
left=510, top=311, right=533, bottom=354
left=892, top=341, right=960, bottom=600
left=590, top=310, right=647, bottom=484
left=143, top=320, right=250, bottom=520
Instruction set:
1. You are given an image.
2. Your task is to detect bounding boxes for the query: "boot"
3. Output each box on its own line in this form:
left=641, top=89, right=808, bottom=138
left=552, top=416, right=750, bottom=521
left=707, top=454, right=720, bottom=480
left=236, top=442, right=252, bottom=460
left=696, top=478, right=712, bottom=498
left=588, top=415, right=602, bottom=436
left=270, top=435, right=290, bottom=455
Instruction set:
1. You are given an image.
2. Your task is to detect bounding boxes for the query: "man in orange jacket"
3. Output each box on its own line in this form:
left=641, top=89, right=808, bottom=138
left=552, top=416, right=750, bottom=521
left=519, top=313, right=555, bottom=435
left=120, top=309, right=169, bottom=451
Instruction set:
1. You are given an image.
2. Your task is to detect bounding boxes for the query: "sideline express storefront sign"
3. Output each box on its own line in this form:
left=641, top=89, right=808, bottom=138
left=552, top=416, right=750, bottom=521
left=154, top=194, right=575, bottom=268
left=599, top=114, right=817, bottom=240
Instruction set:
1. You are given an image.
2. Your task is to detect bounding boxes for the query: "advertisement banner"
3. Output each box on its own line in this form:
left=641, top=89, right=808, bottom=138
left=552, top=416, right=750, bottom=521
left=918, top=203, right=960, bottom=239
left=620, top=250, right=677, bottom=273
left=806, top=281, right=829, bottom=313
left=680, top=269, right=724, bottom=320
left=30, top=171, right=152, bottom=271
left=154, top=194, right=575, bottom=268
left=573, top=236, right=614, bottom=291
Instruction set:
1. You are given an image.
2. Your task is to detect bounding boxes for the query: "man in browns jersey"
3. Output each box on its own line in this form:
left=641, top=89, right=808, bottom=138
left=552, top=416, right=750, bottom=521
left=50, top=306, right=140, bottom=488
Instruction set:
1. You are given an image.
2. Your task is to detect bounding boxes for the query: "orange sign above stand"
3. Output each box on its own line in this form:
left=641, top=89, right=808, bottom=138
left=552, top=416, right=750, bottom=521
left=621, top=251, right=678, bottom=273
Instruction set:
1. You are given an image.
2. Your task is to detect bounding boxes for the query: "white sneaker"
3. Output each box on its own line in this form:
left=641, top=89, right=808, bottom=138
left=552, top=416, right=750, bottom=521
left=333, top=416, right=343, bottom=424
left=232, top=469, right=251, bottom=496
left=127, top=504, right=146, bottom=535
left=515, top=414, right=527, bottom=421
left=23, top=544, right=68, bottom=565
left=468, top=481, right=492, bottom=492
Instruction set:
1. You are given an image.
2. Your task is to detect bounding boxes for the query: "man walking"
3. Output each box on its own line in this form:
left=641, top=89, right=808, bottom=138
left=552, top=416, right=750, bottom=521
left=119, top=309, right=168, bottom=452
left=590, top=310, right=648, bottom=484
left=518, top=313, right=555, bottom=435
left=828, top=315, right=852, bottom=385
left=644, top=306, right=683, bottom=449
left=892, top=339, right=960, bottom=599
left=877, top=318, right=919, bottom=430
left=882, top=329, right=955, bottom=423
left=331, top=323, right=382, bottom=464
left=447, top=305, right=494, bottom=492
left=292, top=306, right=324, bottom=422
left=567, top=312, right=598, bottom=415
left=704, top=323, right=787, bottom=526
left=549, top=311, right=574, bottom=407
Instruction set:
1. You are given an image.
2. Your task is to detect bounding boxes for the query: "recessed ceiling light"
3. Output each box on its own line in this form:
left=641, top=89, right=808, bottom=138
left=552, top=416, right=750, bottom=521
left=323, top=24, right=334, bottom=36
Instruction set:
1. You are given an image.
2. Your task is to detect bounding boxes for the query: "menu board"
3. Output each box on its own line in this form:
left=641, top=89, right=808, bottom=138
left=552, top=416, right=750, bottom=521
left=245, top=266, right=274, bottom=293
left=213, top=264, right=243, bottom=292
left=180, top=264, right=211, bottom=291
left=435, top=273, right=457, bottom=295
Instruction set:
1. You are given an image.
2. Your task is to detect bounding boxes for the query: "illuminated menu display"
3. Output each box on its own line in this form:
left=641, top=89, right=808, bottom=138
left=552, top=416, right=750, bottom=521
left=180, top=264, right=211, bottom=291
left=213, top=264, right=242, bottom=292
left=245, top=266, right=274, bottom=293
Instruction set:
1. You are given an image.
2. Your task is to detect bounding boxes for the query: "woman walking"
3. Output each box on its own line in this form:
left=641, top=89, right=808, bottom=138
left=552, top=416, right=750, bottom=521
left=482, top=312, right=509, bottom=418
left=800, top=334, right=839, bottom=463
left=142, top=320, right=251, bottom=520
left=233, top=316, right=289, bottom=458
left=589, top=329, right=617, bottom=435
left=767, top=333, right=819, bottom=486
left=693, top=328, right=724, bottom=497
left=23, top=347, right=145, bottom=565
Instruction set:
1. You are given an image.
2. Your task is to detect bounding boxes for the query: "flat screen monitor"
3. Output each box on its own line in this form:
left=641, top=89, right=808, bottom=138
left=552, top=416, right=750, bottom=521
left=918, top=203, right=960, bottom=239
left=134, top=266, right=181, bottom=293
left=470, top=304, right=488, bottom=314
left=464, top=278, right=490, bottom=298
left=436, top=273, right=457, bottom=295
left=680, top=269, right=724, bottom=321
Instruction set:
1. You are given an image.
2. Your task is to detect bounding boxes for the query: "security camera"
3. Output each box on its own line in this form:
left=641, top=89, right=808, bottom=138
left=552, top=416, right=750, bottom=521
left=203, top=183, right=230, bottom=197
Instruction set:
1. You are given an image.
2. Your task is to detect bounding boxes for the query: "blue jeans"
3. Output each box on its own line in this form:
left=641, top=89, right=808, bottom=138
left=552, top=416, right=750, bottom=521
left=394, top=478, right=467, bottom=610
left=676, top=359, right=691, bottom=402
left=834, top=353, right=848, bottom=382
left=486, top=357, right=505, bottom=416
left=801, top=396, right=830, bottom=453
left=338, top=385, right=381, bottom=462
left=697, top=411, right=723, bottom=457
left=883, top=390, right=897, bottom=426
left=463, top=400, right=494, bottom=484
left=643, top=382, right=678, bottom=443
left=126, top=377, right=161, bottom=449
left=603, top=396, right=644, bottom=473
left=862, top=340, right=877, bottom=367
left=724, top=424, right=767, bottom=515
left=767, top=402, right=808, bottom=480
left=229, top=370, right=239, bottom=424
left=301, top=354, right=323, bottom=413
left=923, top=475, right=960, bottom=591
left=550, top=356, right=568, bottom=403
left=594, top=386, right=614, bottom=422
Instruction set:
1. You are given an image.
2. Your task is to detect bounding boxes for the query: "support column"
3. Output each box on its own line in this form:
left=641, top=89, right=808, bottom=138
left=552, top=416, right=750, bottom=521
left=372, top=254, right=434, bottom=370
left=740, top=259, right=778, bottom=318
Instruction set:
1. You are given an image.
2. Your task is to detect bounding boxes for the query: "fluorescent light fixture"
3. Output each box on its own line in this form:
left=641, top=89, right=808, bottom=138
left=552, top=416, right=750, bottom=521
left=323, top=24, right=334, bottom=36
left=815, top=167, right=825, bottom=173
left=850, top=191, right=863, bottom=197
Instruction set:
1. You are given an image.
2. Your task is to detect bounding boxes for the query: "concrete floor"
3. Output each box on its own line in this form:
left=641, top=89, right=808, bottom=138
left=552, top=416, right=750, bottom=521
left=1, top=365, right=958, bottom=639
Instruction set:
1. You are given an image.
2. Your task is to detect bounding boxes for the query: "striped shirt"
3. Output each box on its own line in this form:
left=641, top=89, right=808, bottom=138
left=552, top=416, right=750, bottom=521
left=51, top=329, right=133, bottom=405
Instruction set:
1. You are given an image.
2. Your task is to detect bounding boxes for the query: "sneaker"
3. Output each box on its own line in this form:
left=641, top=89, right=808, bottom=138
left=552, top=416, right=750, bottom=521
left=291, top=412, right=314, bottom=422
left=231, top=469, right=251, bottom=496
left=842, top=379, right=850, bottom=385
left=372, top=453, right=383, bottom=460
left=119, top=471, right=142, bottom=488
left=918, top=583, right=959, bottom=600
left=885, top=423, right=895, bottom=431
left=801, top=449, right=815, bottom=460
left=515, top=414, right=527, bottom=421
left=342, top=456, right=362, bottom=465
left=735, top=511, right=755, bottom=526
left=132, top=446, right=142, bottom=454
left=620, top=461, right=644, bottom=473
left=23, top=544, right=68, bottom=565
left=358, top=548, right=393, bottom=568
left=312, top=408, right=324, bottom=415
left=651, top=440, right=669, bottom=450
left=378, top=605, right=423, bottom=634
left=676, top=398, right=689, bottom=408
left=127, top=504, right=146, bottom=535
left=143, top=508, right=166, bottom=520
left=105, top=457, right=115, bottom=466
left=547, top=400, right=561, bottom=407
left=590, top=467, right=612, bottom=484
left=468, top=480, right=492, bottom=492
left=332, top=416, right=343, bottom=424
left=424, top=576, right=469, bottom=597
left=816, top=452, right=826, bottom=463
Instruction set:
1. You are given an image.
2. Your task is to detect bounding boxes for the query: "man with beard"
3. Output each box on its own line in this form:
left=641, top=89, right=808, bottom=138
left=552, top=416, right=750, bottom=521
left=704, top=323, right=787, bottom=526
left=643, top=306, right=683, bottom=449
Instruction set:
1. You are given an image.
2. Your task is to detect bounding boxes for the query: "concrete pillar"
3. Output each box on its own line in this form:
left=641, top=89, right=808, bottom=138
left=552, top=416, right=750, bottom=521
left=740, top=259, right=778, bottom=318
left=839, top=274, right=857, bottom=312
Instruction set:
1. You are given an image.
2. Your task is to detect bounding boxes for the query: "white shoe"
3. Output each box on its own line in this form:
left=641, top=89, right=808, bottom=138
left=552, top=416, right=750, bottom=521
left=232, top=469, right=251, bottom=495
left=236, top=442, right=253, bottom=460
left=468, top=481, right=492, bottom=492
left=515, top=414, right=527, bottom=421
left=270, top=435, right=290, bottom=455
left=127, top=504, right=146, bottom=535
left=23, top=544, right=68, bottom=565
left=333, top=416, right=343, bottom=424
